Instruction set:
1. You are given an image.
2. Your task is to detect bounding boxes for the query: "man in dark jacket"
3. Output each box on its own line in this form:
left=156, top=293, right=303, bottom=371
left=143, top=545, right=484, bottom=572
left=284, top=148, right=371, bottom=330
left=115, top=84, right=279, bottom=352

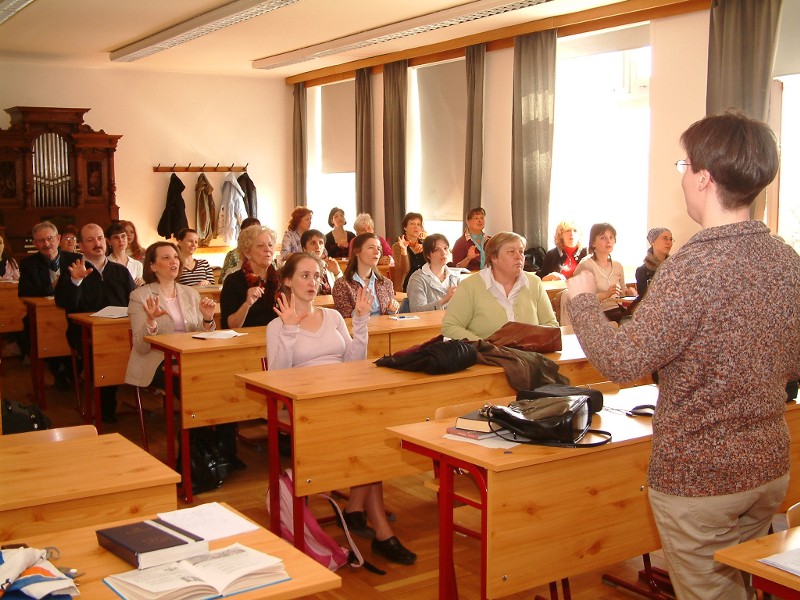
left=55, top=223, right=135, bottom=422
left=18, top=221, right=81, bottom=389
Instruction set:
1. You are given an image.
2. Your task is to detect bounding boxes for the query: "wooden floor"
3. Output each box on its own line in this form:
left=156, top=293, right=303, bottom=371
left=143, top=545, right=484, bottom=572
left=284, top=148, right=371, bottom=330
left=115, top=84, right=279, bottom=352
left=1, top=348, right=773, bottom=600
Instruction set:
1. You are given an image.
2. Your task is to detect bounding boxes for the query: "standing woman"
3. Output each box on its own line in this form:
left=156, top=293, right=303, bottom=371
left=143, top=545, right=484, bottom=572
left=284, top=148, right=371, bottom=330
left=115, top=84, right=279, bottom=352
left=175, top=228, right=214, bottom=286
left=122, top=221, right=146, bottom=262
left=635, top=227, right=673, bottom=301
left=268, top=252, right=416, bottom=565
left=406, top=234, right=460, bottom=312
left=541, top=221, right=587, bottom=281
left=278, top=206, right=313, bottom=267
left=392, top=212, right=426, bottom=292
left=324, top=207, right=355, bottom=259
left=451, top=207, right=490, bottom=272
left=333, top=233, right=400, bottom=318
left=220, top=225, right=279, bottom=329
left=301, top=229, right=341, bottom=295
left=566, top=113, right=800, bottom=600
left=0, top=232, right=19, bottom=281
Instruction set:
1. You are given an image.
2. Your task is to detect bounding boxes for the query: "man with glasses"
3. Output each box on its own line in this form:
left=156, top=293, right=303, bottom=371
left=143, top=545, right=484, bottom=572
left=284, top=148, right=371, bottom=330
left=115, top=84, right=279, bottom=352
left=55, top=223, right=135, bottom=423
left=18, top=221, right=82, bottom=390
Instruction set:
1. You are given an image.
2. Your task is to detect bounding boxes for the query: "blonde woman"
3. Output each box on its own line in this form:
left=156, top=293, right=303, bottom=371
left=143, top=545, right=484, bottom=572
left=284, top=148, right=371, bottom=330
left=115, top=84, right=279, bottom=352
left=541, top=221, right=587, bottom=281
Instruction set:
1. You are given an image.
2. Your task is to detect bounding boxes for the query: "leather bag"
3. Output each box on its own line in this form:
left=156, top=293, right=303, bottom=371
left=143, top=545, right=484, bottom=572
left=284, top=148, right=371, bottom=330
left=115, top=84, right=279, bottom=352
left=485, top=322, right=562, bottom=353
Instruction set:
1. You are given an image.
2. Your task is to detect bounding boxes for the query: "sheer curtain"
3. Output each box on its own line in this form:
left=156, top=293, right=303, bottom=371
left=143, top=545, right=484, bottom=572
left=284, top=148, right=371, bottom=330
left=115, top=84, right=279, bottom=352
left=464, top=43, right=486, bottom=216
left=293, top=82, right=307, bottom=207
left=706, top=0, right=782, bottom=220
left=511, top=30, right=557, bottom=248
left=355, top=68, right=374, bottom=216
left=383, top=60, right=408, bottom=239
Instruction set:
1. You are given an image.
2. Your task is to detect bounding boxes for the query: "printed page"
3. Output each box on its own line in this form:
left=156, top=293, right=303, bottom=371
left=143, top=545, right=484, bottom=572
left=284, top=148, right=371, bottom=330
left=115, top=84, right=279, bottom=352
left=183, top=543, right=287, bottom=593
left=759, top=547, right=800, bottom=576
left=158, top=503, right=258, bottom=541
left=106, top=561, right=211, bottom=595
left=443, top=433, right=519, bottom=449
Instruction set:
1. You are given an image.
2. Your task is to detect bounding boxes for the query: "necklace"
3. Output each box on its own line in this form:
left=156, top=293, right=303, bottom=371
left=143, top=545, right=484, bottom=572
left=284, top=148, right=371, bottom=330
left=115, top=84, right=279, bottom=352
left=594, top=257, right=614, bottom=285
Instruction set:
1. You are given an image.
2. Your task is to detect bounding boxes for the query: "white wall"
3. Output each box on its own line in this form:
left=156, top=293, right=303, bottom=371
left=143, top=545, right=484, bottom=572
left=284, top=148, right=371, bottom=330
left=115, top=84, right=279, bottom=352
left=0, top=62, right=293, bottom=258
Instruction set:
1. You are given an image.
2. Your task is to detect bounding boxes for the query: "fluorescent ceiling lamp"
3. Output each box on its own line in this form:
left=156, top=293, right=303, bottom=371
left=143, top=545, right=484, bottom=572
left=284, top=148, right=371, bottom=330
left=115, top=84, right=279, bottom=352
left=0, top=0, right=35, bottom=26
left=110, top=0, right=298, bottom=63
left=253, top=0, right=549, bottom=70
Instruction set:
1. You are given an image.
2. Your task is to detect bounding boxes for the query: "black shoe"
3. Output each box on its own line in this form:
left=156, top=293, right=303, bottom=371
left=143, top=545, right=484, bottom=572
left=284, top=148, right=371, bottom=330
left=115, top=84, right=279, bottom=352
left=371, top=536, right=416, bottom=565
left=230, top=457, right=247, bottom=471
left=337, top=510, right=375, bottom=539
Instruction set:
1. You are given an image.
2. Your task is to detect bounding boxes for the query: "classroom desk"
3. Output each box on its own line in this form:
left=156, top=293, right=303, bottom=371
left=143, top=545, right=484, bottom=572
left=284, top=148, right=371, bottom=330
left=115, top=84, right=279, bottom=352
left=388, top=393, right=800, bottom=600
left=197, top=283, right=222, bottom=302
left=237, top=359, right=517, bottom=550
left=314, top=291, right=407, bottom=310
left=145, top=327, right=267, bottom=501
left=0, top=281, right=25, bottom=333
left=542, top=279, right=567, bottom=301
left=0, top=433, right=179, bottom=541
left=715, top=527, right=800, bottom=599
left=357, top=310, right=444, bottom=356
left=0, top=503, right=341, bottom=599
left=20, top=296, right=72, bottom=408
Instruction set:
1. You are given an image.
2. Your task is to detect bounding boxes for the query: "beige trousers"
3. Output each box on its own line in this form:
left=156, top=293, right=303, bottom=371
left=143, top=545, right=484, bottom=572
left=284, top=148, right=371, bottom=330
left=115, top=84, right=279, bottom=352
left=648, top=473, right=789, bottom=600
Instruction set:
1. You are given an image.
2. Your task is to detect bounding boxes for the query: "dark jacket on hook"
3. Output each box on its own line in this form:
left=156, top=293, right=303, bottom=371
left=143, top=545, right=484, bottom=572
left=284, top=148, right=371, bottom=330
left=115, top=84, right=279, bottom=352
left=157, top=173, right=189, bottom=239
left=237, top=172, right=257, bottom=219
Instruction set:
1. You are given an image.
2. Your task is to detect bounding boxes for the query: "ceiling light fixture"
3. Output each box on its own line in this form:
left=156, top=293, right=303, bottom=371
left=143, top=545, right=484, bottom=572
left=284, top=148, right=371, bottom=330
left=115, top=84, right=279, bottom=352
left=0, top=0, right=36, bottom=26
left=110, top=0, right=298, bottom=63
left=253, top=0, right=549, bottom=70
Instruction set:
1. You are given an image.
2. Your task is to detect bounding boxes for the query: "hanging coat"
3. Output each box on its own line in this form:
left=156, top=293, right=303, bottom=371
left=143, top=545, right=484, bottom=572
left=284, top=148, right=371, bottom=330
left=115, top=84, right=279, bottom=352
left=157, top=173, right=188, bottom=239
left=237, top=172, right=258, bottom=219
left=196, top=173, right=216, bottom=246
left=217, top=172, right=247, bottom=245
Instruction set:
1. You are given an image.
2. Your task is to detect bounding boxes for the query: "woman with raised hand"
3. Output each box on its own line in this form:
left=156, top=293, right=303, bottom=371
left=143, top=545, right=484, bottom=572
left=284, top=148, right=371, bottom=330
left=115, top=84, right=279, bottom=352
left=406, top=233, right=460, bottom=312
left=324, top=207, right=356, bottom=259
left=175, top=228, right=214, bottom=286
left=392, top=212, right=426, bottom=292
left=267, top=252, right=416, bottom=565
left=451, top=207, right=490, bottom=272
left=333, top=233, right=399, bottom=318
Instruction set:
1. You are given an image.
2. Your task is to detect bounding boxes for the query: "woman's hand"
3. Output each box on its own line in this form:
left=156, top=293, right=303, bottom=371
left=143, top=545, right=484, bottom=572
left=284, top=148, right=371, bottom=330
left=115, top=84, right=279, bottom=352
left=244, top=286, right=264, bottom=307
left=274, top=292, right=308, bottom=326
left=199, top=297, right=216, bottom=321
left=542, top=272, right=565, bottom=282
left=144, top=296, right=168, bottom=323
left=134, top=277, right=145, bottom=287
left=396, top=236, right=408, bottom=253
left=326, top=257, right=341, bottom=276
left=197, top=280, right=211, bottom=287
left=440, top=285, right=458, bottom=306
left=566, top=270, right=597, bottom=301
left=466, top=245, right=479, bottom=261
left=354, top=287, right=374, bottom=317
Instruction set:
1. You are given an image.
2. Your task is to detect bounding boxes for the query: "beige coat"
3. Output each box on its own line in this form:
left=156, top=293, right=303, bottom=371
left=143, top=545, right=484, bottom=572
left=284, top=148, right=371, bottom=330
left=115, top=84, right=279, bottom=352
left=125, top=282, right=213, bottom=387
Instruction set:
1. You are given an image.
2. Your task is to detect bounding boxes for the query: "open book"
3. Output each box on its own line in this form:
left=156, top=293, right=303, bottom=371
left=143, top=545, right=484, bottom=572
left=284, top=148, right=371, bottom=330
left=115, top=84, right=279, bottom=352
left=103, top=543, right=290, bottom=600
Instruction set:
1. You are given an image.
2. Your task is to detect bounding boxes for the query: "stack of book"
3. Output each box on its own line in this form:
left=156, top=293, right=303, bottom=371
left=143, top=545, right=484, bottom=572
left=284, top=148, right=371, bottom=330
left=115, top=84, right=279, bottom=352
left=447, top=409, right=507, bottom=440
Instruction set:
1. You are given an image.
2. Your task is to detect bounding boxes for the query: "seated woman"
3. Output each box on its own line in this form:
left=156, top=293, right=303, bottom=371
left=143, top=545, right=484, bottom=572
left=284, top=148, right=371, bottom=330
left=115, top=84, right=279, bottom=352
left=406, top=234, right=460, bottom=312
left=392, top=212, right=426, bottom=292
left=106, top=222, right=144, bottom=286
left=267, top=252, right=416, bottom=565
left=565, top=223, right=636, bottom=324
left=175, top=228, right=215, bottom=286
left=122, top=220, right=146, bottom=262
left=219, top=216, right=260, bottom=283
left=125, top=243, right=244, bottom=467
left=324, top=207, right=356, bottom=259
left=442, top=231, right=558, bottom=340
left=351, top=213, right=393, bottom=264
left=220, top=225, right=279, bottom=329
left=541, top=221, right=587, bottom=281
left=301, top=229, right=341, bottom=295
left=59, top=225, right=79, bottom=254
left=0, top=232, right=19, bottom=281
left=451, top=207, right=490, bottom=271
left=333, top=233, right=400, bottom=318
left=278, top=206, right=313, bottom=267
left=635, top=227, right=673, bottom=301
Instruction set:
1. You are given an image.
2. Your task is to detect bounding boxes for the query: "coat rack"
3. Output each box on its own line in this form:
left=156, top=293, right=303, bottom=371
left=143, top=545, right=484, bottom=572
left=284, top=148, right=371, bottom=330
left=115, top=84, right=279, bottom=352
left=152, top=163, right=248, bottom=173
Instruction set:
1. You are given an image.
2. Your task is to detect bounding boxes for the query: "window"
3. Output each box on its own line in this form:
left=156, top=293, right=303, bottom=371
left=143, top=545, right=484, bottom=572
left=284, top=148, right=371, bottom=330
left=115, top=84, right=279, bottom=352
left=549, top=28, right=651, bottom=266
left=777, top=74, right=800, bottom=251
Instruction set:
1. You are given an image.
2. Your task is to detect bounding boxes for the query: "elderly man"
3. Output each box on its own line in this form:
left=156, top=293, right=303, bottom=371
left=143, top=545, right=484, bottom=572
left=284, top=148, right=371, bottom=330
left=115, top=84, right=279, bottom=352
left=18, top=221, right=82, bottom=390
left=55, top=223, right=135, bottom=422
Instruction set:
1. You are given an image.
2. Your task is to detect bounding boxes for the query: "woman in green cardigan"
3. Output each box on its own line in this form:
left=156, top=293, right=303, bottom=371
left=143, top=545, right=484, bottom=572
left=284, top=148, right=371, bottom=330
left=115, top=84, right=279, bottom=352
left=442, top=231, right=557, bottom=340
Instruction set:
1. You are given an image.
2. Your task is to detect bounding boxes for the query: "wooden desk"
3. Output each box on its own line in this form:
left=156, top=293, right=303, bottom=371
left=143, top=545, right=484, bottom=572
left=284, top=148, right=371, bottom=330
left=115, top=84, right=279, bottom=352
left=0, top=433, right=179, bottom=541
left=0, top=281, right=25, bottom=333
left=145, top=327, right=266, bottom=501
left=355, top=310, right=444, bottom=357
left=197, top=283, right=222, bottom=302
left=314, top=291, right=407, bottom=311
left=388, top=394, right=800, bottom=599
left=20, top=296, right=72, bottom=408
left=0, top=504, right=341, bottom=599
left=237, top=359, right=516, bottom=550
left=715, top=527, right=800, bottom=599
left=542, top=279, right=567, bottom=301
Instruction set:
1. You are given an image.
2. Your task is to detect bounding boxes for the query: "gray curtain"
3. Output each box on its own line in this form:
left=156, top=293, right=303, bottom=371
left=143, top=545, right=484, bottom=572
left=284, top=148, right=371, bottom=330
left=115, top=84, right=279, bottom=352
left=355, top=68, right=373, bottom=216
left=464, top=43, right=485, bottom=217
left=707, top=0, right=782, bottom=121
left=292, top=82, right=307, bottom=207
left=382, top=60, right=408, bottom=240
left=511, top=30, right=556, bottom=249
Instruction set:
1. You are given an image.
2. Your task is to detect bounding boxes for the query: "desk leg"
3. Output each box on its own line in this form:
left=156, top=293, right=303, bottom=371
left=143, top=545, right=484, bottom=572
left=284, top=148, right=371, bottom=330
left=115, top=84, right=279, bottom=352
left=439, top=457, right=458, bottom=600
left=266, top=391, right=281, bottom=535
left=28, top=308, right=45, bottom=408
left=752, top=575, right=800, bottom=600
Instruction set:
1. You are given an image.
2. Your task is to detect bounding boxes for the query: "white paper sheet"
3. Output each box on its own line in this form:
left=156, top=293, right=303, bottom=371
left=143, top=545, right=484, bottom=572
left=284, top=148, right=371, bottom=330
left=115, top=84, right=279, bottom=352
left=90, top=305, right=128, bottom=318
left=157, top=503, right=259, bottom=541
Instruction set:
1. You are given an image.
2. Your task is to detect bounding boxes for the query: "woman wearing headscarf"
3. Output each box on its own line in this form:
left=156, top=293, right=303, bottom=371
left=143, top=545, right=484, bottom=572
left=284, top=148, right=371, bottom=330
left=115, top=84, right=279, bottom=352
left=635, top=227, right=673, bottom=301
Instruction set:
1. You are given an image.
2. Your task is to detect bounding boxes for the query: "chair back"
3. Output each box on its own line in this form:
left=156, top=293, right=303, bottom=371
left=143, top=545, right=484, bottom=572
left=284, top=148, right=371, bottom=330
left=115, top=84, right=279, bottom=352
left=787, top=501, right=800, bottom=528
left=0, top=424, right=97, bottom=448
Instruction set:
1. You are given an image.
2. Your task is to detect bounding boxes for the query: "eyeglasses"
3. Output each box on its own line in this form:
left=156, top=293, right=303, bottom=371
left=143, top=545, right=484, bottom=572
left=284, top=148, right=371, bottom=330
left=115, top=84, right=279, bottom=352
left=34, top=235, right=56, bottom=245
left=675, top=159, right=691, bottom=174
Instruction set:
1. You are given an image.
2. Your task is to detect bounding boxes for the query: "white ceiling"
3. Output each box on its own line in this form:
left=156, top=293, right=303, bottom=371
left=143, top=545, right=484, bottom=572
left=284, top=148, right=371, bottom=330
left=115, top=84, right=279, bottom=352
left=0, top=0, right=627, bottom=79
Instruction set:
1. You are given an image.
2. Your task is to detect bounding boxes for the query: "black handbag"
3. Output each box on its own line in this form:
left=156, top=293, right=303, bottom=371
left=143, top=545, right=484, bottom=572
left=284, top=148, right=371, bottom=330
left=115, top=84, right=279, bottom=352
left=518, top=384, right=604, bottom=414
left=481, top=396, right=611, bottom=448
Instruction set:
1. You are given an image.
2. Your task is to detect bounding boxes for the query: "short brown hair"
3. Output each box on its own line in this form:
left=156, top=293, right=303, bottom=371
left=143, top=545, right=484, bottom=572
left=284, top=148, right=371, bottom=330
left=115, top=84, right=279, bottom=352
left=484, top=232, right=526, bottom=268
left=681, top=112, right=779, bottom=210
left=422, top=233, right=449, bottom=263
left=328, top=207, right=345, bottom=227
left=401, top=212, right=424, bottom=232
left=143, top=242, right=181, bottom=284
left=587, top=223, right=616, bottom=255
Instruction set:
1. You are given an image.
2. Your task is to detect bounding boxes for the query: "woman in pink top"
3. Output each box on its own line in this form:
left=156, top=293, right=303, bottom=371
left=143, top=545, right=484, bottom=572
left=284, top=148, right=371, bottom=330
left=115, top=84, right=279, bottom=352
left=267, top=252, right=417, bottom=566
